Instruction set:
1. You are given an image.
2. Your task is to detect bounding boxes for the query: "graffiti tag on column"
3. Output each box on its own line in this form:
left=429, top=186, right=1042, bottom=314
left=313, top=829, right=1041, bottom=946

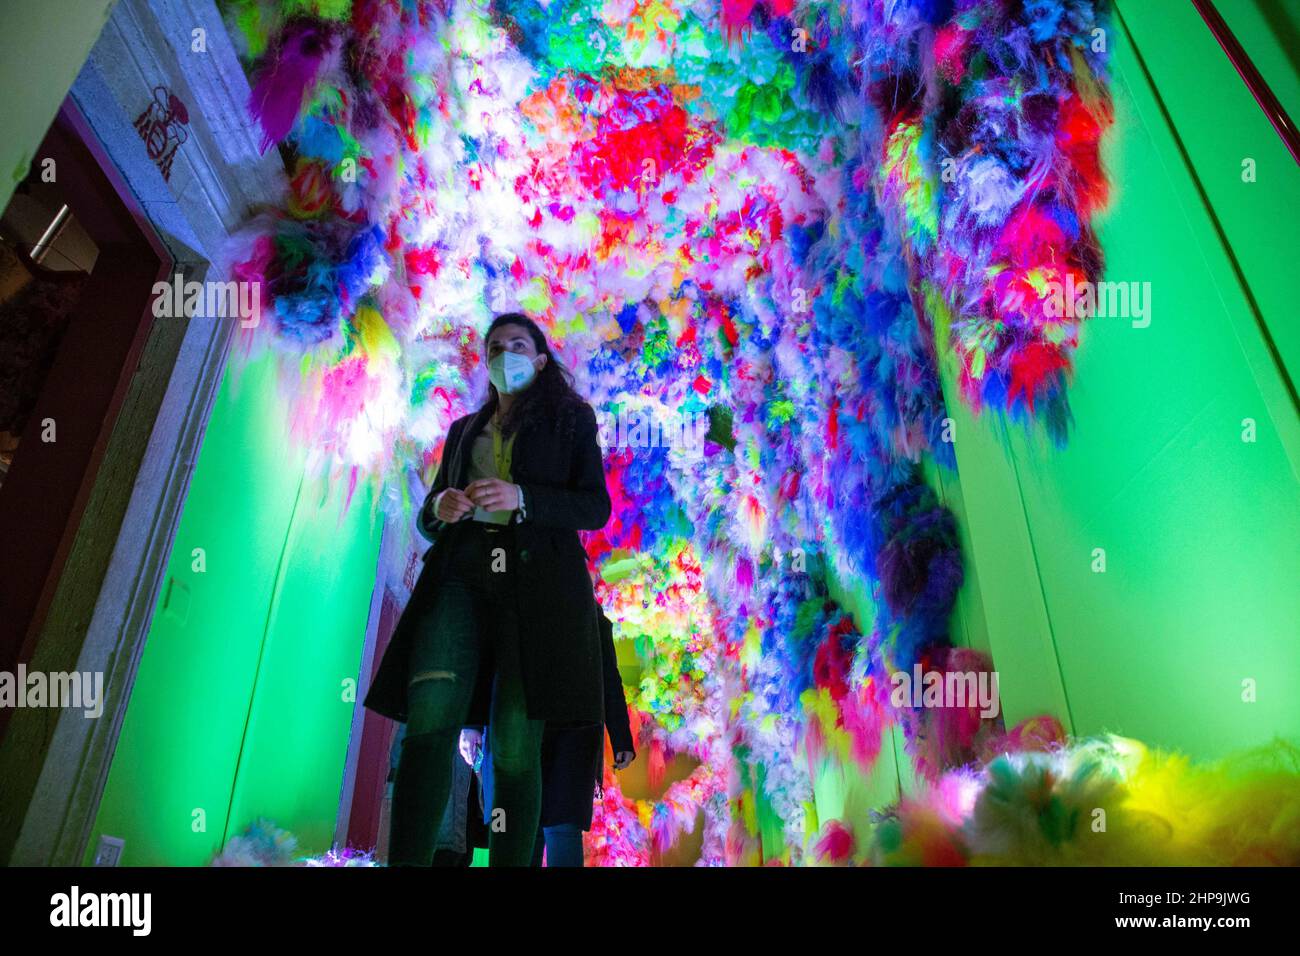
left=133, top=86, right=190, bottom=182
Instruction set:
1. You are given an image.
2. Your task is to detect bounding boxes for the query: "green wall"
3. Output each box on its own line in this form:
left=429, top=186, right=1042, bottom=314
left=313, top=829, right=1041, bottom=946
left=808, top=2, right=1300, bottom=856
left=1119, top=0, right=1300, bottom=407
left=1219, top=0, right=1300, bottom=142
left=85, top=352, right=383, bottom=866
left=934, top=1, right=1300, bottom=761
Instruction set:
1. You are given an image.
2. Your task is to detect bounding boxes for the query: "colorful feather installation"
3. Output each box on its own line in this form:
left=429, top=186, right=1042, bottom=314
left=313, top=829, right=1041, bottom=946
left=216, top=0, right=1145, bottom=866
left=897, top=646, right=1004, bottom=781
left=585, top=771, right=653, bottom=867
left=248, top=19, right=341, bottom=154
left=927, top=0, right=1114, bottom=443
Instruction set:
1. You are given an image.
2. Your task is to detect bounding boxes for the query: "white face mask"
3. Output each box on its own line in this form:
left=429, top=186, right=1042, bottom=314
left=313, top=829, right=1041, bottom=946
left=488, top=350, right=539, bottom=394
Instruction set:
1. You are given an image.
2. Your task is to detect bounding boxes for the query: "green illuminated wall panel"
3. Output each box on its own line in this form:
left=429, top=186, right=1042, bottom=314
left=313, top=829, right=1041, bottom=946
left=932, top=4, right=1300, bottom=761
left=1117, top=0, right=1300, bottom=394
left=85, top=353, right=382, bottom=866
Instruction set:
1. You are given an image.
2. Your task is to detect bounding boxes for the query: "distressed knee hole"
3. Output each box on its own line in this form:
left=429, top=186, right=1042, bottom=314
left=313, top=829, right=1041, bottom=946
left=409, top=669, right=457, bottom=688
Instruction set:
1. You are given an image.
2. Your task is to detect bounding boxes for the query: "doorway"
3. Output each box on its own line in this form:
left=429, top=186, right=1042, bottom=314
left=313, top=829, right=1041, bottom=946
left=0, top=102, right=168, bottom=730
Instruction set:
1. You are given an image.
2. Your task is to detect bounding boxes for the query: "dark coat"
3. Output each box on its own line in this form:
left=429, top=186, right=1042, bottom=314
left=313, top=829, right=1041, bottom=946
left=364, top=398, right=612, bottom=726
left=480, top=610, right=636, bottom=830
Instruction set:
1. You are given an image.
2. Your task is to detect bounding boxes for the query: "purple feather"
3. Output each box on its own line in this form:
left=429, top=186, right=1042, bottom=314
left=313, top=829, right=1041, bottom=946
left=249, top=21, right=337, bottom=154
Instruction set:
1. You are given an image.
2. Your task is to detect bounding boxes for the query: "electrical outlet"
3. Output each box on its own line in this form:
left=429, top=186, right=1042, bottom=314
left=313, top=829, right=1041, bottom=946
left=93, top=835, right=125, bottom=866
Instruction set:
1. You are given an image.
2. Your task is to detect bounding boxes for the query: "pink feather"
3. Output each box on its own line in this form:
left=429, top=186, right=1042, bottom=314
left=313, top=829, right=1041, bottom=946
left=813, top=820, right=856, bottom=864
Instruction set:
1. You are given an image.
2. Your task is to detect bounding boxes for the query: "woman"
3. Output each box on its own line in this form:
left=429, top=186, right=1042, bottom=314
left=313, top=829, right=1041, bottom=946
left=364, top=312, right=611, bottom=867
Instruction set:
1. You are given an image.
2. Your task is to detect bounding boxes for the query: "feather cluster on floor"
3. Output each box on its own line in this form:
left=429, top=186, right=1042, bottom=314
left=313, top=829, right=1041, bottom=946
left=210, top=818, right=378, bottom=866
left=863, top=734, right=1300, bottom=866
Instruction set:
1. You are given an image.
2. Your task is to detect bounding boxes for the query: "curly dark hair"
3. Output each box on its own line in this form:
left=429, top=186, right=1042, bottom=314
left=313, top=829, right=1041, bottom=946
left=481, top=312, right=585, bottom=438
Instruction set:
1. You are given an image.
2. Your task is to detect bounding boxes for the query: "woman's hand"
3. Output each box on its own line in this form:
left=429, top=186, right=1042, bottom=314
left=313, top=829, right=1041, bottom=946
left=465, top=478, right=520, bottom=512
left=613, top=750, right=634, bottom=770
left=459, top=729, right=483, bottom=767
left=435, top=488, right=474, bottom=522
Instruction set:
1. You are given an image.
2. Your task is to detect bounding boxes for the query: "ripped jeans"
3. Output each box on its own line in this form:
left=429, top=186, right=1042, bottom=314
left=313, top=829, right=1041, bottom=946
left=388, top=522, right=544, bottom=867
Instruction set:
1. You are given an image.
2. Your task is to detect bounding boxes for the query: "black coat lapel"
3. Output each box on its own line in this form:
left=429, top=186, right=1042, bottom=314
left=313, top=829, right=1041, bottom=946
left=452, top=404, right=557, bottom=486
left=506, top=412, right=552, bottom=484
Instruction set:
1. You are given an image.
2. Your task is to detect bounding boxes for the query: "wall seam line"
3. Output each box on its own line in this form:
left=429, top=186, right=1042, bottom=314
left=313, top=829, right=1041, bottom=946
left=220, top=465, right=307, bottom=850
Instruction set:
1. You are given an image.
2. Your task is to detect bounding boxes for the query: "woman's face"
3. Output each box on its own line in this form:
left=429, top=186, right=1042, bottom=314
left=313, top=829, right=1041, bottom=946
left=486, top=323, right=546, bottom=372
